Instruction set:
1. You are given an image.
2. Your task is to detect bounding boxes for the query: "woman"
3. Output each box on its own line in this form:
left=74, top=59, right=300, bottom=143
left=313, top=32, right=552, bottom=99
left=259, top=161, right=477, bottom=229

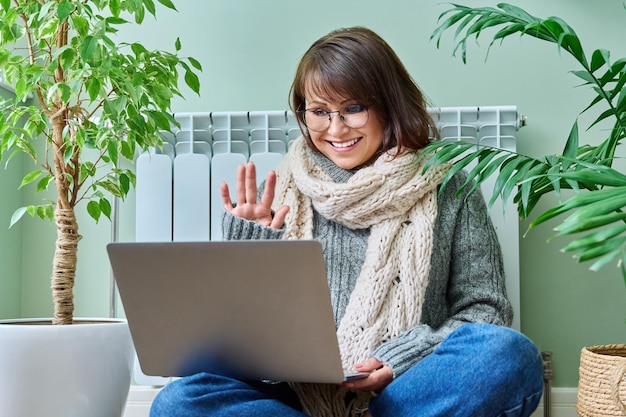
left=151, top=26, right=543, bottom=417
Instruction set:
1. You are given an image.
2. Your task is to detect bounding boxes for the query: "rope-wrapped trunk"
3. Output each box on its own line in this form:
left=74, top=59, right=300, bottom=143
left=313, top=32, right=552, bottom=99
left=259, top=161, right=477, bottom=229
left=51, top=206, right=82, bottom=325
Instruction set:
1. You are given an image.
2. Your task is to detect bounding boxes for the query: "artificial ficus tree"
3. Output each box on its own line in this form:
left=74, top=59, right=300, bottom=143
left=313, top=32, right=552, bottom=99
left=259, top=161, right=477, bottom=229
left=0, top=0, right=201, bottom=324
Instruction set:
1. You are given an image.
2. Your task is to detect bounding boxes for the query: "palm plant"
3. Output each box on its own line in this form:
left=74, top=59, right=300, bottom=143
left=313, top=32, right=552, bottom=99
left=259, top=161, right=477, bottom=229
left=0, top=0, right=201, bottom=324
left=424, top=3, right=626, bottom=278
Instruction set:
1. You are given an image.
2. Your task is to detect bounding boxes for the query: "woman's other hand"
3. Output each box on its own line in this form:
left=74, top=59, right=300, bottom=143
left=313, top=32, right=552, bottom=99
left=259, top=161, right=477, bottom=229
left=220, top=161, right=289, bottom=229
left=342, top=357, right=393, bottom=392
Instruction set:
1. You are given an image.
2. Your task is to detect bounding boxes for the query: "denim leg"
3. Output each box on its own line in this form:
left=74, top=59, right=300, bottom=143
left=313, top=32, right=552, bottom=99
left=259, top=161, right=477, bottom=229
left=369, top=323, right=544, bottom=417
left=150, top=373, right=306, bottom=417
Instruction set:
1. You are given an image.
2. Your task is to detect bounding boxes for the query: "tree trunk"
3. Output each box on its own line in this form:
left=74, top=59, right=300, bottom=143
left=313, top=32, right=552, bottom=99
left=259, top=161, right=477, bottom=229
left=51, top=205, right=82, bottom=325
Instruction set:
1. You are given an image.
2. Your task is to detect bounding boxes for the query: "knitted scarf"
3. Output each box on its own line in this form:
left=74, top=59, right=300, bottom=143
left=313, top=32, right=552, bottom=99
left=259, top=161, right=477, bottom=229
left=272, top=138, right=448, bottom=417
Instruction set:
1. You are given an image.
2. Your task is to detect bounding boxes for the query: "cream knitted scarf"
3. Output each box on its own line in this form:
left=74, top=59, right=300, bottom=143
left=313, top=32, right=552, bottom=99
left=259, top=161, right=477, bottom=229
left=273, top=138, right=448, bottom=417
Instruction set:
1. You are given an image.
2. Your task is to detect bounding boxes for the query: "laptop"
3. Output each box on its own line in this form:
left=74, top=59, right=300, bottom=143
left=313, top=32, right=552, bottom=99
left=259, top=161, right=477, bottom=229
left=106, top=239, right=368, bottom=384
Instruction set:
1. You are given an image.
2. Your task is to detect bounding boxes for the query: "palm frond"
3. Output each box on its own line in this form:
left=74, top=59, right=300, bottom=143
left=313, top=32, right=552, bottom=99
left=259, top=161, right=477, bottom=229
left=427, top=3, right=626, bottom=276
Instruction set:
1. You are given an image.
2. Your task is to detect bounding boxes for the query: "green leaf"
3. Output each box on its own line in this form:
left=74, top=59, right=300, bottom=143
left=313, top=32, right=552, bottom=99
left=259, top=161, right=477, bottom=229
left=120, top=140, right=135, bottom=160
left=109, top=0, right=121, bottom=18
left=590, top=49, right=610, bottom=73
left=36, top=175, right=54, bottom=192
left=431, top=7, right=469, bottom=47
left=146, top=110, right=171, bottom=130
left=130, top=42, right=149, bottom=57
left=143, top=0, right=156, bottom=16
left=549, top=188, right=626, bottom=218
left=564, top=191, right=626, bottom=225
left=616, top=86, right=626, bottom=113
left=57, top=1, right=74, bottom=21
left=588, top=107, right=617, bottom=131
left=518, top=162, right=548, bottom=215
left=589, top=249, right=623, bottom=272
left=133, top=3, right=145, bottom=23
left=570, top=70, right=595, bottom=85
left=465, top=153, right=510, bottom=198
left=86, top=77, right=101, bottom=102
left=87, top=200, right=101, bottom=222
left=106, top=16, right=129, bottom=25
left=98, top=180, right=122, bottom=197
left=561, top=222, right=626, bottom=250
left=15, top=79, right=31, bottom=103
left=420, top=141, right=474, bottom=173
left=461, top=149, right=501, bottom=184
left=557, top=170, right=626, bottom=188
left=597, top=59, right=626, bottom=88
left=428, top=145, right=480, bottom=192
left=184, top=69, right=200, bottom=95
left=156, top=0, right=177, bottom=11
left=48, top=83, right=71, bottom=104
left=19, top=170, right=43, bottom=189
left=35, top=205, right=54, bottom=221
left=35, top=174, right=54, bottom=192
left=562, top=120, right=579, bottom=159
left=187, top=56, right=202, bottom=71
left=497, top=3, right=537, bottom=22
left=80, top=35, right=98, bottom=61
left=100, top=198, right=112, bottom=220
left=576, top=236, right=626, bottom=263
left=9, top=207, right=27, bottom=228
left=560, top=32, right=587, bottom=67
left=492, top=22, right=525, bottom=43
left=556, top=212, right=626, bottom=236
left=57, top=46, right=77, bottom=70
left=82, top=161, right=96, bottom=177
left=119, top=173, right=130, bottom=195
left=38, top=15, right=60, bottom=40
left=487, top=154, right=527, bottom=208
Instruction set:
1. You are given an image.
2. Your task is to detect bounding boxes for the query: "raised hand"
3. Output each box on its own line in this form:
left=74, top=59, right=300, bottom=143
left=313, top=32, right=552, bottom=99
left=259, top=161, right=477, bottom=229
left=220, top=161, right=290, bottom=229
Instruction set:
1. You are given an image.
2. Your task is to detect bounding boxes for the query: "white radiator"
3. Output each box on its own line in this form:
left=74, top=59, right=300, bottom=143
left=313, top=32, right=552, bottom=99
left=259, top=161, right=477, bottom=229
left=133, top=105, right=524, bottom=386
left=136, top=106, right=522, bottom=239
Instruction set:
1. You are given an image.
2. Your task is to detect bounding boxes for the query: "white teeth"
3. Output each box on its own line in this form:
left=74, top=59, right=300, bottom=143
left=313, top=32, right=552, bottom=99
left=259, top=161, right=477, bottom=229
left=332, top=138, right=360, bottom=148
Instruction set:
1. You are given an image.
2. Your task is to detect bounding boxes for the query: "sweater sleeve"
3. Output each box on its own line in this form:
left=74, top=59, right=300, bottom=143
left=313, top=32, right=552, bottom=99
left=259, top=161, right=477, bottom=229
left=371, top=171, right=513, bottom=377
left=222, top=211, right=285, bottom=240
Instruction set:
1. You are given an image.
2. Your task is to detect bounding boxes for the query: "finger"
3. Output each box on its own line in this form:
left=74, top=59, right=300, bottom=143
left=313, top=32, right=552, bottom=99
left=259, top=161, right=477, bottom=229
left=245, top=162, right=258, bottom=204
left=235, top=164, right=247, bottom=205
left=355, top=358, right=383, bottom=372
left=344, top=366, right=392, bottom=392
left=269, top=205, right=290, bottom=229
left=220, top=181, right=233, bottom=212
left=259, top=170, right=277, bottom=209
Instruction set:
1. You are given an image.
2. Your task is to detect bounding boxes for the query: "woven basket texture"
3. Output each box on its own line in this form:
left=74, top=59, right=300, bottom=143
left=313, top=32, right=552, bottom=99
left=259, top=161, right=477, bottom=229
left=576, top=344, right=626, bottom=417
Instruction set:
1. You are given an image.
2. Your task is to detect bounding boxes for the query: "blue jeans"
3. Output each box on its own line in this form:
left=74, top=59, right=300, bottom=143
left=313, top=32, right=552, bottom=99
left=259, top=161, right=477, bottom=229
left=150, top=323, right=544, bottom=416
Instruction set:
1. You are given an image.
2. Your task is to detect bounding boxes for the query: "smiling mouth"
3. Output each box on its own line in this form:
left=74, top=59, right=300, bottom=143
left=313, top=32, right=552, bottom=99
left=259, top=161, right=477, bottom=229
left=329, top=137, right=362, bottom=148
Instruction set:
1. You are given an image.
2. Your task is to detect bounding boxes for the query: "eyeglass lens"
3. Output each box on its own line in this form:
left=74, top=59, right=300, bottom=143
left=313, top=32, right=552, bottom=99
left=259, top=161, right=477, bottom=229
left=303, top=104, right=369, bottom=132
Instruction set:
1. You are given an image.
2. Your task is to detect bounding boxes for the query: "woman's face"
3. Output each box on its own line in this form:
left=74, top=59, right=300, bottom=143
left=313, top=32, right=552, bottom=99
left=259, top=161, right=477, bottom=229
left=304, top=92, right=385, bottom=170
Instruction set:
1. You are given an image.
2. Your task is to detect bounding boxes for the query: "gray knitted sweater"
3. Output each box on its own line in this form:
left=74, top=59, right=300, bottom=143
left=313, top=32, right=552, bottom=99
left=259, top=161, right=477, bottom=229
left=222, top=151, right=513, bottom=379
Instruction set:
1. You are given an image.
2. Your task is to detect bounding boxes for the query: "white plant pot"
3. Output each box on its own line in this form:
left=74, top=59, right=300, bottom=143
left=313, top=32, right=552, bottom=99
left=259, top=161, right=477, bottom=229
left=0, top=318, right=134, bottom=417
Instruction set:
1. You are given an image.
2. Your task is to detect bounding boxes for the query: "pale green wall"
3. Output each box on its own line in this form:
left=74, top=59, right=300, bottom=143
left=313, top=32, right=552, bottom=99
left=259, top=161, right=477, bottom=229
left=1, top=0, right=625, bottom=388
left=0, top=88, right=23, bottom=319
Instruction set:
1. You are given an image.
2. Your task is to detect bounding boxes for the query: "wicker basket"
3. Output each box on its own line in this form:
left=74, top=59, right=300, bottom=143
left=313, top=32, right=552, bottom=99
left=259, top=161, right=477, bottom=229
left=576, top=344, right=626, bottom=416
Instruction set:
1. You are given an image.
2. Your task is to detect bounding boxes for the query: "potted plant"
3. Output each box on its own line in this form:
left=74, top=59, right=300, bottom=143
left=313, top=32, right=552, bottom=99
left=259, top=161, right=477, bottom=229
left=0, top=1, right=200, bottom=416
left=425, top=3, right=626, bottom=416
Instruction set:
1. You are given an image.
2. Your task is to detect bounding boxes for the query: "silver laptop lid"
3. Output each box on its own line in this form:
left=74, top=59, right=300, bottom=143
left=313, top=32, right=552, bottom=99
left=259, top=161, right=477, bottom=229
left=107, top=239, right=349, bottom=383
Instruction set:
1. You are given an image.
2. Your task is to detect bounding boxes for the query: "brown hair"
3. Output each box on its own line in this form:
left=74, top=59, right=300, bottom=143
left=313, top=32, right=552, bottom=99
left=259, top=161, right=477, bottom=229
left=290, top=26, right=435, bottom=154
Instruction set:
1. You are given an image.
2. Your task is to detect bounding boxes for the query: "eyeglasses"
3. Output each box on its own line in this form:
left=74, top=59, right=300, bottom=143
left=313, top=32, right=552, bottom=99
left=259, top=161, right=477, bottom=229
left=299, top=104, right=369, bottom=132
